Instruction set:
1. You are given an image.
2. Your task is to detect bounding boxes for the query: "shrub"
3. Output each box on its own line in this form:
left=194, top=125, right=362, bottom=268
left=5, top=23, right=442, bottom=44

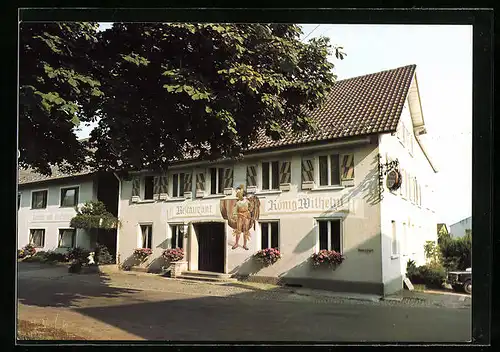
left=45, top=251, right=69, bottom=263
left=94, top=244, right=115, bottom=265
left=406, top=259, right=418, bottom=278
left=134, top=248, right=153, bottom=261
left=407, top=264, right=446, bottom=289
left=163, top=248, right=184, bottom=262
left=254, top=248, right=282, bottom=266
left=311, top=250, right=345, bottom=269
left=67, top=247, right=90, bottom=263
left=438, top=233, right=471, bottom=271
left=23, top=244, right=36, bottom=257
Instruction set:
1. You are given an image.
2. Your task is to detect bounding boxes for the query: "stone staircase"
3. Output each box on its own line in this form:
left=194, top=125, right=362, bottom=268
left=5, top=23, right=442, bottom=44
left=176, top=270, right=238, bottom=283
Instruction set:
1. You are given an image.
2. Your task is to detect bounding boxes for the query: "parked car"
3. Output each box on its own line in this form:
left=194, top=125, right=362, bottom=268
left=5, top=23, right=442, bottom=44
left=447, top=267, right=471, bottom=294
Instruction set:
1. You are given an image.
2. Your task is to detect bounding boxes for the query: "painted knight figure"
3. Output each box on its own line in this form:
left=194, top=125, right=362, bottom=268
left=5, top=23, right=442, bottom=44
left=220, top=184, right=260, bottom=250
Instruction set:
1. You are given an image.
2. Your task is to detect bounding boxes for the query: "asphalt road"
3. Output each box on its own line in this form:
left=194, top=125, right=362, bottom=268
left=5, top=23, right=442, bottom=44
left=17, top=264, right=472, bottom=343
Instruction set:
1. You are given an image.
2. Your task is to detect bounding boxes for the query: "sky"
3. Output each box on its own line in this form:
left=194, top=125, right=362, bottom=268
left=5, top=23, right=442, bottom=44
left=78, top=23, right=472, bottom=225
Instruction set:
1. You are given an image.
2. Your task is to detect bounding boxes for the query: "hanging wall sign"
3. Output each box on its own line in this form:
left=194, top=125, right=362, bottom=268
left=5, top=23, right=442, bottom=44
left=386, top=169, right=402, bottom=191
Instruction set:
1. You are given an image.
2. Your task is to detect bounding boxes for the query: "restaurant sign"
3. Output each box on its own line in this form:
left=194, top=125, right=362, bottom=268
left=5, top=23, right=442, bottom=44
left=264, top=195, right=360, bottom=215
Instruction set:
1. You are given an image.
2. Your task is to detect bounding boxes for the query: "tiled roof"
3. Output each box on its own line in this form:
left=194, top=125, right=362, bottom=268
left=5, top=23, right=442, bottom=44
left=18, top=166, right=94, bottom=185
left=248, top=64, right=416, bottom=150
left=18, top=65, right=417, bottom=183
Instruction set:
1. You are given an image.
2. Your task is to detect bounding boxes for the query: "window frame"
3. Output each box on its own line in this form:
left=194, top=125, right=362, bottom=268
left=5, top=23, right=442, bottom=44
left=59, top=185, right=80, bottom=208
left=171, top=172, right=186, bottom=198
left=315, top=218, right=343, bottom=253
left=139, top=223, right=154, bottom=249
left=29, top=228, right=46, bottom=248
left=261, top=161, right=280, bottom=191
left=209, top=167, right=226, bottom=195
left=317, top=154, right=341, bottom=187
left=18, top=192, right=21, bottom=210
left=30, top=189, right=48, bottom=209
left=169, top=223, right=184, bottom=249
left=58, top=228, right=76, bottom=248
left=142, top=175, right=155, bottom=200
left=259, top=221, right=280, bottom=250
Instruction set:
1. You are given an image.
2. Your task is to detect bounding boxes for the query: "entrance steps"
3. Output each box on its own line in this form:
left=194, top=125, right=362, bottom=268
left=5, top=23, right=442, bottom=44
left=176, top=270, right=238, bottom=283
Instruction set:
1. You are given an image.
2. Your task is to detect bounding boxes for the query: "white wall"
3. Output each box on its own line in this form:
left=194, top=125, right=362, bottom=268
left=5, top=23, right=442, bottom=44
left=379, top=90, right=438, bottom=292
left=17, top=177, right=96, bottom=252
left=450, top=216, right=472, bottom=238
left=117, top=140, right=385, bottom=286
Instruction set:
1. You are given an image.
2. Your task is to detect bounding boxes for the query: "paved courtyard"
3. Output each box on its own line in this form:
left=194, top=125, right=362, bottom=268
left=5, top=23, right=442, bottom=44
left=17, top=263, right=472, bottom=342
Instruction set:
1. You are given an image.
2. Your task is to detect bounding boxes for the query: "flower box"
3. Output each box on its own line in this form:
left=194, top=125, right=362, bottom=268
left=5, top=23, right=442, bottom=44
left=131, top=196, right=140, bottom=203
left=167, top=261, right=188, bottom=278
left=279, top=183, right=291, bottom=192
left=133, top=248, right=153, bottom=262
left=301, top=181, right=315, bottom=190
left=246, top=186, right=257, bottom=194
left=311, top=250, right=345, bottom=269
left=254, top=248, right=282, bottom=266
left=184, top=191, right=192, bottom=200
left=159, top=193, right=169, bottom=200
left=224, top=188, right=233, bottom=196
left=196, top=190, right=205, bottom=198
left=341, top=179, right=355, bottom=187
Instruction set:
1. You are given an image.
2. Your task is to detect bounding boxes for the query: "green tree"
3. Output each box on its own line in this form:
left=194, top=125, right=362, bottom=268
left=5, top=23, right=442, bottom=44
left=19, top=22, right=103, bottom=175
left=87, top=23, right=342, bottom=172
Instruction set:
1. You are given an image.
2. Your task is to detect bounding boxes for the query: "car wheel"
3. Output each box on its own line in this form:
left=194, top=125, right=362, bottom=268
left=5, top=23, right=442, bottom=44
left=463, top=280, right=472, bottom=294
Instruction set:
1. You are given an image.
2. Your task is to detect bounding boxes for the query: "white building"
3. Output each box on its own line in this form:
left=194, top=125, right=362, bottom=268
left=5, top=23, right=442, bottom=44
left=449, top=216, right=472, bottom=238
left=114, top=64, right=439, bottom=296
left=17, top=168, right=119, bottom=256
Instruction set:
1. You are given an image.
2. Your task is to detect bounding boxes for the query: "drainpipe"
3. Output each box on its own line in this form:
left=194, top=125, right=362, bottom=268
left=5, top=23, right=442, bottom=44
left=113, top=172, right=122, bottom=266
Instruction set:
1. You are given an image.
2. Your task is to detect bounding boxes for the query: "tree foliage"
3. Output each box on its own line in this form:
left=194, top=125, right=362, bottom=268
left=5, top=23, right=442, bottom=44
left=19, top=23, right=342, bottom=174
left=19, top=22, right=103, bottom=175
left=70, top=200, right=119, bottom=230
left=86, top=23, right=340, bottom=172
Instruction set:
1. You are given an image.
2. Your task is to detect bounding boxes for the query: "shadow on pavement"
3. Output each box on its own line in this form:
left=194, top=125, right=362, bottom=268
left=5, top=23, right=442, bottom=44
left=17, top=263, right=471, bottom=343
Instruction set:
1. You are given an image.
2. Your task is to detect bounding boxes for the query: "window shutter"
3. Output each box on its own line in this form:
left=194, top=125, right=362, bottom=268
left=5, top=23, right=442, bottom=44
left=223, top=168, right=234, bottom=189
left=183, top=173, right=193, bottom=193
left=131, top=177, right=140, bottom=197
left=279, top=161, right=291, bottom=184
left=196, top=172, right=206, bottom=191
left=341, top=154, right=354, bottom=180
left=159, top=174, right=169, bottom=194
left=301, top=158, right=314, bottom=182
left=246, top=165, right=257, bottom=187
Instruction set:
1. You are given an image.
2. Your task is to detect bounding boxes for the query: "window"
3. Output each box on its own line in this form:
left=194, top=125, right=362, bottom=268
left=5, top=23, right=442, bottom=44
left=210, top=168, right=225, bottom=195
left=140, top=224, right=153, bottom=249
left=29, top=229, right=45, bottom=248
left=31, top=190, right=48, bottom=209
left=18, top=193, right=21, bottom=210
left=144, top=176, right=154, bottom=200
left=171, top=224, right=184, bottom=249
left=319, top=154, right=340, bottom=186
left=318, top=219, right=342, bottom=252
left=391, top=221, right=398, bottom=255
left=262, top=161, right=279, bottom=190
left=260, top=222, right=279, bottom=249
left=60, top=187, right=79, bottom=207
left=172, top=173, right=185, bottom=197
left=58, top=229, right=76, bottom=248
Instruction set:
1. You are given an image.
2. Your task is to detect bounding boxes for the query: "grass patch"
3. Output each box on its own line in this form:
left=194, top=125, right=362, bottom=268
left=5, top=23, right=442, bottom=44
left=17, top=320, right=86, bottom=340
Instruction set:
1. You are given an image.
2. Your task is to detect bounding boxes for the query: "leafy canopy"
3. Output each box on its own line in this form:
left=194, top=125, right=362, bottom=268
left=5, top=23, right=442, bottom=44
left=19, top=23, right=343, bottom=174
left=19, top=22, right=103, bottom=175
left=87, top=23, right=341, bottom=172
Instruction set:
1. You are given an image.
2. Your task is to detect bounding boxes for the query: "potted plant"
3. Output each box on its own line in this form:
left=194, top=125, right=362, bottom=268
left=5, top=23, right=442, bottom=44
left=134, top=248, right=153, bottom=263
left=254, top=248, right=282, bottom=267
left=311, top=249, right=345, bottom=269
left=162, top=248, right=186, bottom=278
